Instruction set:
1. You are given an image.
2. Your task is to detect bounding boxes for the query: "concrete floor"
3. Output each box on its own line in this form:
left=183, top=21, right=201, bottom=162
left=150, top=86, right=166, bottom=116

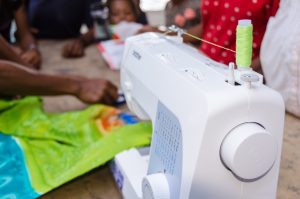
left=38, top=40, right=300, bottom=199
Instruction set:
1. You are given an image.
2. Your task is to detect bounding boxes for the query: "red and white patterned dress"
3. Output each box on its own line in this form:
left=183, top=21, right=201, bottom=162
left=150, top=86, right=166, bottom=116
left=200, top=0, right=279, bottom=65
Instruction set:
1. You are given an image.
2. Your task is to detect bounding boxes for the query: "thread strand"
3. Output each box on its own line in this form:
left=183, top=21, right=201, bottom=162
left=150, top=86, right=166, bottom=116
left=164, top=29, right=236, bottom=53
left=183, top=32, right=236, bottom=53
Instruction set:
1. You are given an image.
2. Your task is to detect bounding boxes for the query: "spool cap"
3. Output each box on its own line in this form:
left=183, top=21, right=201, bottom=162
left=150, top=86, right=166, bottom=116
left=238, top=19, right=252, bottom=26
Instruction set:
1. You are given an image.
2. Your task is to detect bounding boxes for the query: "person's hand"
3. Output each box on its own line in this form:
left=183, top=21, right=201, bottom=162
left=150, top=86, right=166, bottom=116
left=137, top=25, right=160, bottom=34
left=62, top=39, right=85, bottom=58
left=21, top=49, right=41, bottom=69
left=76, top=78, right=118, bottom=105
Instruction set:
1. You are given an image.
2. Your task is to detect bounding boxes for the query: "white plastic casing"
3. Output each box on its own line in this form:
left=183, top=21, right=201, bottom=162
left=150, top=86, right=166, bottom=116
left=118, top=33, right=285, bottom=199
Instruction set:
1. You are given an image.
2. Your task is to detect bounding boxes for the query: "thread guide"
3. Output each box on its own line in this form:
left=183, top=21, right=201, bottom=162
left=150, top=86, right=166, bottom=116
left=166, top=23, right=262, bottom=89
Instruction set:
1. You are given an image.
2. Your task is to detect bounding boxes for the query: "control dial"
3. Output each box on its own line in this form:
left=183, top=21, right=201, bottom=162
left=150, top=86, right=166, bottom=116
left=220, top=123, right=277, bottom=180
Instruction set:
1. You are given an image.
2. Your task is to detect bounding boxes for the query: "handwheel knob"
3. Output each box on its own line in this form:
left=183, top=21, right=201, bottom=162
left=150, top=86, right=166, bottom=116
left=142, top=173, right=170, bottom=199
left=220, top=123, right=277, bottom=180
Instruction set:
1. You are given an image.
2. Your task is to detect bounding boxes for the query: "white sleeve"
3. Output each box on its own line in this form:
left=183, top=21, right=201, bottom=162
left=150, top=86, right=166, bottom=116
left=260, top=0, right=300, bottom=117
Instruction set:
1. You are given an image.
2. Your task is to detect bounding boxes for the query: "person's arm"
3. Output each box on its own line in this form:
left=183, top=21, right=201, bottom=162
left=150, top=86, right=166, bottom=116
left=0, top=60, right=118, bottom=104
left=62, top=27, right=96, bottom=58
left=184, top=23, right=202, bottom=43
left=14, top=3, right=41, bottom=69
left=251, top=57, right=262, bottom=74
left=0, top=35, right=29, bottom=66
left=62, top=0, right=96, bottom=59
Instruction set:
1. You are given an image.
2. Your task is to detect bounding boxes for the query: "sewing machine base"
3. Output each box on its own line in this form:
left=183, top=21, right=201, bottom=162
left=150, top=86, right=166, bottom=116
left=110, top=147, right=150, bottom=199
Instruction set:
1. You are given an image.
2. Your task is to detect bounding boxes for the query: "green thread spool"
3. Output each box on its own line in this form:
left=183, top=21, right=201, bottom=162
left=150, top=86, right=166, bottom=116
left=236, top=20, right=253, bottom=69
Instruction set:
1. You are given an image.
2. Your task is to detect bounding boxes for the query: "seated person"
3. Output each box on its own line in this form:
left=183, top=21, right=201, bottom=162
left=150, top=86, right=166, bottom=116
left=166, top=0, right=201, bottom=30
left=26, top=0, right=95, bottom=58
left=0, top=0, right=41, bottom=69
left=261, top=0, right=300, bottom=117
left=133, top=0, right=148, bottom=25
left=108, top=0, right=140, bottom=25
left=0, top=60, right=118, bottom=105
left=140, top=0, right=279, bottom=73
left=107, top=0, right=145, bottom=39
left=26, top=0, right=148, bottom=58
left=196, top=0, right=279, bottom=72
left=139, top=0, right=201, bottom=34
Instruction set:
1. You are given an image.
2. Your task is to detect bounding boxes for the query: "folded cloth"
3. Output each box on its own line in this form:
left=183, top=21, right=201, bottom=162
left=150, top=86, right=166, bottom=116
left=0, top=97, right=151, bottom=197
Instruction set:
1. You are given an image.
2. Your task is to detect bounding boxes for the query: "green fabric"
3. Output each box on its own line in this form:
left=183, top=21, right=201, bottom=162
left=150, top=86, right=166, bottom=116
left=0, top=97, right=152, bottom=194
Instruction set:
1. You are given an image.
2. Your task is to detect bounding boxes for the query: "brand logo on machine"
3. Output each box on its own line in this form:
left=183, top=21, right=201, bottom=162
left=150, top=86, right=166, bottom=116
left=132, top=51, right=141, bottom=60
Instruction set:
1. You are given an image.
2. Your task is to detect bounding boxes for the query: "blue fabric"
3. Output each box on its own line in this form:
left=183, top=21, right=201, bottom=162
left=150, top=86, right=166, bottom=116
left=27, top=0, right=93, bottom=39
left=119, top=113, right=139, bottom=124
left=0, top=133, right=39, bottom=199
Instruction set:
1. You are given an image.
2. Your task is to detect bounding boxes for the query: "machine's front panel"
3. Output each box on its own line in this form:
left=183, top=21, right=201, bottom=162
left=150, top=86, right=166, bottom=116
left=147, top=101, right=183, bottom=199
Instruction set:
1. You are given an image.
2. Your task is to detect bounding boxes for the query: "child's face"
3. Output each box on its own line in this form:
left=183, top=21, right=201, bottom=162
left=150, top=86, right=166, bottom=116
left=109, top=0, right=136, bottom=24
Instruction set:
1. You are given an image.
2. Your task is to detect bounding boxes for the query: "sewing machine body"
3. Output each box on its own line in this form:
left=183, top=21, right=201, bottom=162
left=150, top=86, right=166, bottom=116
left=111, top=33, right=285, bottom=199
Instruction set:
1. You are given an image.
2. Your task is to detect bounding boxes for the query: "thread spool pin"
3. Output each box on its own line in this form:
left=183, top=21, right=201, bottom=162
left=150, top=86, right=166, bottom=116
left=228, top=62, right=235, bottom=85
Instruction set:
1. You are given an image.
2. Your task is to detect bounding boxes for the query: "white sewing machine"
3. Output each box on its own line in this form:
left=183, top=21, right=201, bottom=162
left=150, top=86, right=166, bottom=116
left=110, top=32, right=285, bottom=199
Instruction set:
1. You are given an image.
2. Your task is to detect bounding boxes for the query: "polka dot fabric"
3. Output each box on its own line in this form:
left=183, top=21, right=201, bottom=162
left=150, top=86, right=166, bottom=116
left=200, top=0, right=279, bottom=65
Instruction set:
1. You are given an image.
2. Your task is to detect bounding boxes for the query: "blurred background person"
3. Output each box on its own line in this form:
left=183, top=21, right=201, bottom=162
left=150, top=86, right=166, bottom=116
left=26, top=0, right=148, bottom=58
left=104, top=0, right=147, bottom=40
left=197, top=0, right=280, bottom=72
left=165, top=0, right=201, bottom=30
left=139, top=0, right=200, bottom=34
left=26, top=0, right=95, bottom=58
left=108, top=0, right=139, bottom=25
left=261, top=0, right=300, bottom=117
left=133, top=0, right=148, bottom=25
left=139, top=0, right=279, bottom=73
left=0, top=0, right=41, bottom=69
